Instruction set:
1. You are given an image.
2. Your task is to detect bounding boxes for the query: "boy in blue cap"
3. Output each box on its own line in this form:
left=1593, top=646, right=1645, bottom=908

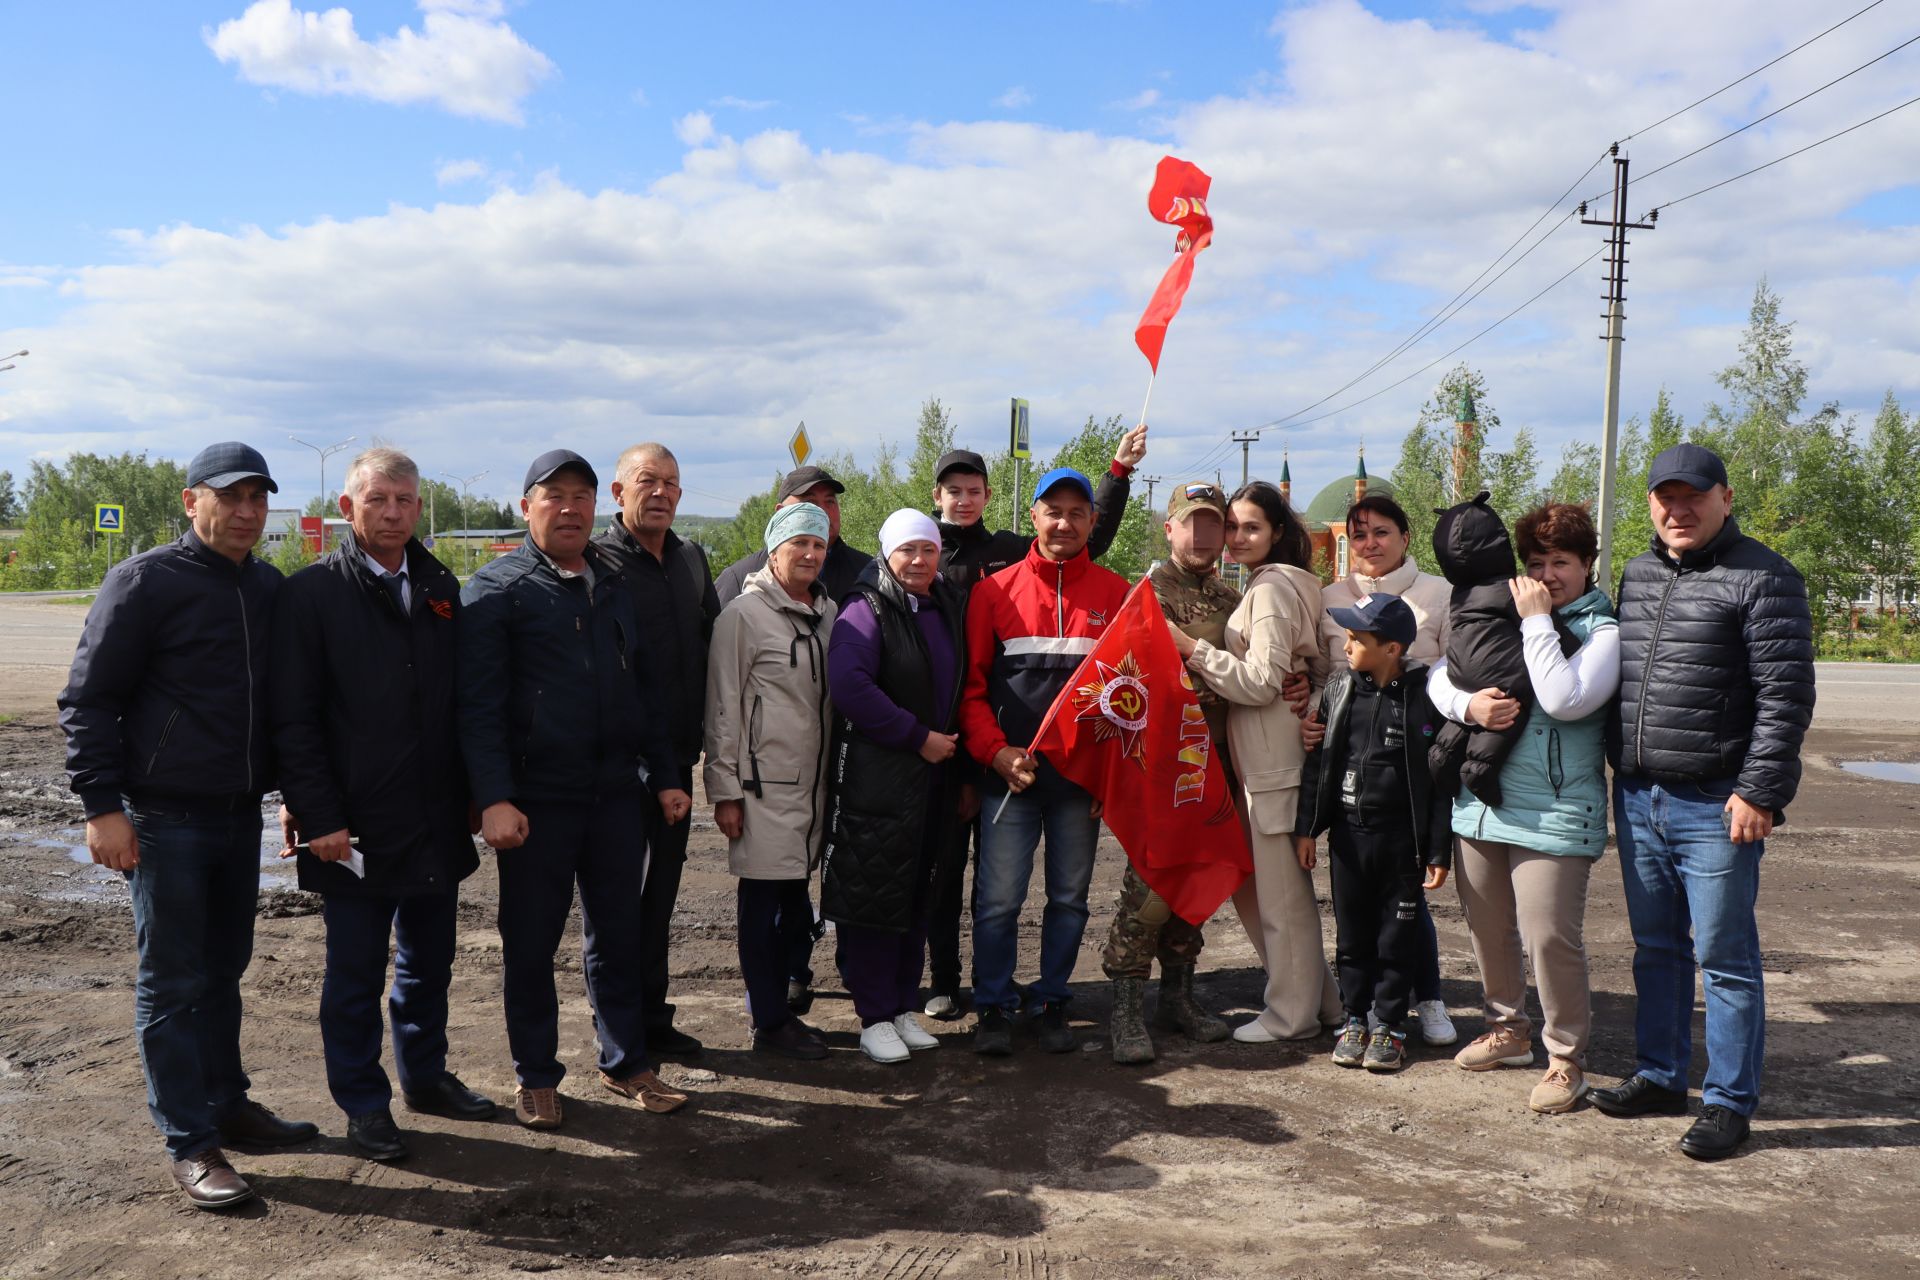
left=1293, top=593, right=1453, bottom=1072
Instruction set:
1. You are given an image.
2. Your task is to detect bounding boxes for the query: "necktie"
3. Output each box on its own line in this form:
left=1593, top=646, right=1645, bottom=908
left=380, top=571, right=407, bottom=614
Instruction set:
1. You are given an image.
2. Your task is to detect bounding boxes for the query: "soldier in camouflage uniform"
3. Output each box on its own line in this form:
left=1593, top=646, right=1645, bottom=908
left=1101, top=480, right=1241, bottom=1063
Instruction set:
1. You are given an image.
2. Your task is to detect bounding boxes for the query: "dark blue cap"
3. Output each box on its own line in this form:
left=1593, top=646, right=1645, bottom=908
left=185, top=441, right=278, bottom=493
left=1647, top=442, right=1728, bottom=493
left=1327, top=592, right=1417, bottom=649
left=1032, top=466, right=1093, bottom=504
left=523, top=448, right=598, bottom=494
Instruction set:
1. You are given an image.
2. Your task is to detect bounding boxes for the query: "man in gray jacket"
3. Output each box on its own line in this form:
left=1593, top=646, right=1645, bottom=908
left=1591, top=443, right=1815, bottom=1161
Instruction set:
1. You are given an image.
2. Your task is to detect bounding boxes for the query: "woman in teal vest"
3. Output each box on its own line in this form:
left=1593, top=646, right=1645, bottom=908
left=1426, top=503, right=1619, bottom=1115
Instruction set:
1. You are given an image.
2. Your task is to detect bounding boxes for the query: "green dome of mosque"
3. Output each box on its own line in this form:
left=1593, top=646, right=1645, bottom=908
left=1303, top=472, right=1395, bottom=526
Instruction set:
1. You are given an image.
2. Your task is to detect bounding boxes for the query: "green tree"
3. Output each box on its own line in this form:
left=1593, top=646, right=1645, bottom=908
left=1865, top=390, right=1920, bottom=611
left=1777, top=414, right=1875, bottom=642
left=1697, top=278, right=1808, bottom=543
left=1390, top=364, right=1536, bottom=558
left=0, top=470, right=18, bottom=525
left=22, top=450, right=189, bottom=559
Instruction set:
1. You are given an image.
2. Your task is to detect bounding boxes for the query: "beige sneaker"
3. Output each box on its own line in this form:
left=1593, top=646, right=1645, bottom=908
left=1453, top=1025, right=1534, bottom=1071
left=1529, top=1060, right=1588, bottom=1114
left=600, top=1069, right=691, bottom=1113
left=514, top=1085, right=563, bottom=1130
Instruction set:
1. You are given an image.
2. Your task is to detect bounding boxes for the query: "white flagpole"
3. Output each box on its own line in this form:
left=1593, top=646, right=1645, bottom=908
left=1137, top=370, right=1157, bottom=428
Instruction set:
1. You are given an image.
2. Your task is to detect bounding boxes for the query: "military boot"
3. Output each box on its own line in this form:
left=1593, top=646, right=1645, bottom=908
left=1153, top=962, right=1230, bottom=1043
left=1109, top=978, right=1156, bottom=1064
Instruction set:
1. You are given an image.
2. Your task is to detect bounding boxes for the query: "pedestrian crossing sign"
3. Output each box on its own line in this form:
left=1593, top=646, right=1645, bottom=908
left=94, top=503, right=124, bottom=532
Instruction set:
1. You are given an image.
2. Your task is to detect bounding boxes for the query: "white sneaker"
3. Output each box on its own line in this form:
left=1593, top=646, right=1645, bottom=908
left=1415, top=999, right=1459, bottom=1046
left=860, top=1021, right=910, bottom=1063
left=892, top=1012, right=940, bottom=1051
left=923, top=994, right=960, bottom=1020
left=1231, top=1019, right=1280, bottom=1043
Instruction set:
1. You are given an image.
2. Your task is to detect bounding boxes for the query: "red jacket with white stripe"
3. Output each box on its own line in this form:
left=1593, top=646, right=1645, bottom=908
left=959, top=541, right=1132, bottom=776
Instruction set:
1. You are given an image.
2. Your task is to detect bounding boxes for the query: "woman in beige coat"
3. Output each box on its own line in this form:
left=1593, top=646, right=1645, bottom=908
left=1173, top=481, right=1341, bottom=1041
left=704, top=503, right=839, bottom=1060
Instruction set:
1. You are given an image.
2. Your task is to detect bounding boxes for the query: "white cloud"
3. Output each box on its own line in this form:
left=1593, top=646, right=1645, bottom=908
left=630, top=87, right=650, bottom=108
left=9, top=1, right=1917, bottom=513
left=712, top=96, right=778, bottom=112
left=433, top=158, right=492, bottom=187
left=204, top=0, right=554, bottom=124
left=1115, top=88, right=1161, bottom=111
left=995, top=86, right=1033, bottom=110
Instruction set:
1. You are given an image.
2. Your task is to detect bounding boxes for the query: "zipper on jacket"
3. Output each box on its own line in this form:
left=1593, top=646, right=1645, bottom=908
left=238, top=583, right=255, bottom=795
left=1055, top=558, right=1065, bottom=636
left=1633, top=565, right=1681, bottom=773
left=146, top=706, right=182, bottom=777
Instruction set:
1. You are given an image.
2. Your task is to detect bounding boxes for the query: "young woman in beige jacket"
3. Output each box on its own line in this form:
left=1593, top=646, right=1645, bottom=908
left=1172, top=482, right=1341, bottom=1041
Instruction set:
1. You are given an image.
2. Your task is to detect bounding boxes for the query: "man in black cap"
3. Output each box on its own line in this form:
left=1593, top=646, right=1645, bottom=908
left=592, top=441, right=721, bottom=1056
left=715, top=464, right=873, bottom=607
left=919, top=422, right=1147, bottom=1020
left=59, top=440, right=317, bottom=1210
left=1590, top=442, right=1814, bottom=1161
left=272, top=446, right=496, bottom=1164
left=458, top=448, right=693, bottom=1131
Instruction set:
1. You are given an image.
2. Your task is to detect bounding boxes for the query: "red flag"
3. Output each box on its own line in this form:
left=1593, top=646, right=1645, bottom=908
left=1134, top=156, right=1214, bottom=373
left=1029, top=579, right=1250, bottom=925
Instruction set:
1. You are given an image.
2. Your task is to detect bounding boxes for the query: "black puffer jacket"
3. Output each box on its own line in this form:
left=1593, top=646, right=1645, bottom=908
left=457, top=539, right=680, bottom=809
left=59, top=531, right=279, bottom=818
left=1426, top=492, right=1576, bottom=807
left=820, top=562, right=966, bottom=932
left=1610, top=517, right=1815, bottom=814
left=271, top=531, right=477, bottom=898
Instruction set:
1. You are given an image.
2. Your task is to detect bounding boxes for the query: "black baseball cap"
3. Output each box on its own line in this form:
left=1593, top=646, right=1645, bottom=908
left=186, top=442, right=278, bottom=493
left=935, top=449, right=988, bottom=482
left=1647, top=442, right=1729, bottom=493
left=1327, top=593, right=1418, bottom=649
left=777, top=465, right=846, bottom=502
left=523, top=448, right=599, bottom=494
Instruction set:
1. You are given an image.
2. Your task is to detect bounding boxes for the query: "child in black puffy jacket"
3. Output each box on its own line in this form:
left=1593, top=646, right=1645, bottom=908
left=1426, top=492, right=1577, bottom=806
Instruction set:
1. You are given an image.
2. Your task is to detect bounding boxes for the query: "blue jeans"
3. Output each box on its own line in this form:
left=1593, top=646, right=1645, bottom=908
left=972, top=775, right=1100, bottom=1011
left=320, top=889, right=458, bottom=1116
left=123, top=802, right=262, bottom=1159
left=1614, top=776, right=1766, bottom=1115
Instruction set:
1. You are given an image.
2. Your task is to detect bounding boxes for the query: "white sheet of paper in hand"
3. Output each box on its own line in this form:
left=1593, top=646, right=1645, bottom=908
left=344, top=848, right=366, bottom=879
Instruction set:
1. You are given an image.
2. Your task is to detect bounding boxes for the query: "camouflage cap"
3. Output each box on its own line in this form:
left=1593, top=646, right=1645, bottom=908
left=1167, top=479, right=1228, bottom=522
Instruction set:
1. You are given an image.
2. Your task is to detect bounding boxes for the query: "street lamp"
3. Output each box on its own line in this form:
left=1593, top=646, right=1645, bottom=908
left=441, top=470, right=489, bottom=574
left=0, top=349, right=26, bottom=373
left=288, top=434, right=358, bottom=516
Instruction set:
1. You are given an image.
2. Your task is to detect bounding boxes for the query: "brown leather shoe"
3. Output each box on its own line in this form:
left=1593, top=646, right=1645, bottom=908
left=599, top=1068, right=690, bottom=1113
left=513, top=1085, right=563, bottom=1130
left=169, top=1148, right=254, bottom=1210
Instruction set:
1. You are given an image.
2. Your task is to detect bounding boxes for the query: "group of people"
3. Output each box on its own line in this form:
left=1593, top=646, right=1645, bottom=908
left=57, top=422, right=1810, bottom=1213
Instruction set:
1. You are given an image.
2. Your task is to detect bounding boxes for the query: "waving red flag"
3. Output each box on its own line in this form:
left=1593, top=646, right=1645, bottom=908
left=1134, top=156, right=1215, bottom=373
left=1029, top=578, right=1250, bottom=925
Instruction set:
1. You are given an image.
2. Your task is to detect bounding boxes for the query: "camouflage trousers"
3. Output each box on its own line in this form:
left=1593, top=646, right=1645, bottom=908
left=1101, top=862, right=1205, bottom=979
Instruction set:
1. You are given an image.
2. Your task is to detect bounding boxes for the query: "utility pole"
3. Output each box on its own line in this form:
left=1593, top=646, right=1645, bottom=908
left=1232, top=431, right=1259, bottom=493
left=1581, top=144, right=1656, bottom=593
left=1140, top=474, right=1163, bottom=562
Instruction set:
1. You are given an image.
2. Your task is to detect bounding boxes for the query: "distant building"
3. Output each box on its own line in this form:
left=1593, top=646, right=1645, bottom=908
left=1282, top=447, right=1396, bottom=579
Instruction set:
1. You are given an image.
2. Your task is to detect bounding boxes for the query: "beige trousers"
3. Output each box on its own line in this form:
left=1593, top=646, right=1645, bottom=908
left=1455, top=838, right=1595, bottom=1065
left=1232, top=826, right=1343, bottom=1037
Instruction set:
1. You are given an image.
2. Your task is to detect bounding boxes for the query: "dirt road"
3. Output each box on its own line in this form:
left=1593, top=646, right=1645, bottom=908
left=1, top=660, right=1916, bottom=1278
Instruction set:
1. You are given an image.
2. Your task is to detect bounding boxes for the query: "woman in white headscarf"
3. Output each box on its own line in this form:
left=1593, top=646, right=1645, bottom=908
left=820, top=510, right=970, bottom=1063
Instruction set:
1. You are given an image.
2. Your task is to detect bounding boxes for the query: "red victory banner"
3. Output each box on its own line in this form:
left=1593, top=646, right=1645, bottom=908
left=1133, top=156, right=1215, bottom=374
left=1029, top=578, right=1250, bottom=925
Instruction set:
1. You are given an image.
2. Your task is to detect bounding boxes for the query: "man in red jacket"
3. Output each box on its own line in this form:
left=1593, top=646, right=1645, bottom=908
left=959, top=467, right=1131, bottom=1056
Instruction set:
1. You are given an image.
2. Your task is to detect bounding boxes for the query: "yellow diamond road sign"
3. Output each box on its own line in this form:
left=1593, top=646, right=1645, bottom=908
left=94, top=503, right=124, bottom=533
left=788, top=423, right=812, bottom=470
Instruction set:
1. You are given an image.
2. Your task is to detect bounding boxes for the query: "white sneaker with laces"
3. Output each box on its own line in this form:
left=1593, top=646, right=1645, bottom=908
left=1415, top=999, right=1459, bottom=1046
left=860, top=1021, right=910, bottom=1063
left=892, top=1012, right=940, bottom=1051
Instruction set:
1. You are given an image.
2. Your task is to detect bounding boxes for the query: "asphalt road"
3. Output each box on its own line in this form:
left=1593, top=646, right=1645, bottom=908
left=3, top=593, right=1918, bottom=728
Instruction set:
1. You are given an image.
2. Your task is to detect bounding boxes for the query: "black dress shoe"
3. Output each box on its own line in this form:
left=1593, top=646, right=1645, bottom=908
left=1588, top=1074, right=1690, bottom=1118
left=649, top=1025, right=704, bottom=1057
left=347, top=1110, right=410, bottom=1162
left=218, top=1098, right=320, bottom=1148
left=402, top=1073, right=499, bottom=1120
left=1679, top=1105, right=1751, bottom=1161
left=753, top=1018, right=829, bottom=1061
left=169, top=1148, right=254, bottom=1210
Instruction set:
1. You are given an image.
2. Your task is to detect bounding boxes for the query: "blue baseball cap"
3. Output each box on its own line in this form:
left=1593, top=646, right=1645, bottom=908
left=1032, top=466, right=1093, bottom=504
left=523, top=448, right=598, bottom=494
left=1327, top=592, right=1418, bottom=649
left=186, top=441, right=278, bottom=493
left=1647, top=442, right=1729, bottom=493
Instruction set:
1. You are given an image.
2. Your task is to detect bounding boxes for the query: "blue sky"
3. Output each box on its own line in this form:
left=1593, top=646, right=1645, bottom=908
left=3, top=0, right=1917, bottom=516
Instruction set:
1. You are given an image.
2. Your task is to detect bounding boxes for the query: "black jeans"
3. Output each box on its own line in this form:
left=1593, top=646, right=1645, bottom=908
left=638, top=789, right=692, bottom=1033
left=1327, top=813, right=1425, bottom=1028
left=739, top=878, right=815, bottom=1031
left=924, top=814, right=978, bottom=997
left=495, top=793, right=650, bottom=1088
left=319, top=888, right=457, bottom=1116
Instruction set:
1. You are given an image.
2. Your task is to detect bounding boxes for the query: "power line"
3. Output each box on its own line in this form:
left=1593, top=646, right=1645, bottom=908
left=1615, top=0, right=1891, bottom=146
left=1649, top=89, right=1920, bottom=213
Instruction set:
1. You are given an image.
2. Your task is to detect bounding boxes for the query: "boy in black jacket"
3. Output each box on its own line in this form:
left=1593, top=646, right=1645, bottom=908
left=1295, top=593, right=1453, bottom=1072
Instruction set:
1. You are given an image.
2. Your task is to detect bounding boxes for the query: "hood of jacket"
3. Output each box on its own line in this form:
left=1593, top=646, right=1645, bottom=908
left=1430, top=491, right=1516, bottom=587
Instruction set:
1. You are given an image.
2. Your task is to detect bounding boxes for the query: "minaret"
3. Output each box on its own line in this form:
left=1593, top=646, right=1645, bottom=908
left=1451, top=384, right=1478, bottom=502
left=1279, top=450, right=1292, bottom=505
left=1353, top=445, right=1368, bottom=505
